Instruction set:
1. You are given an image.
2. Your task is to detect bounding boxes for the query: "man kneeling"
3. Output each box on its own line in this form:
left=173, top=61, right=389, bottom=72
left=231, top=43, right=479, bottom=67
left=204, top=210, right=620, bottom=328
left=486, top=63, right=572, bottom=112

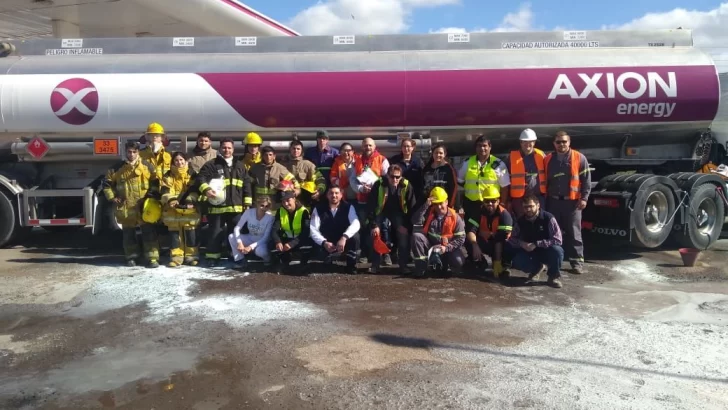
left=507, top=194, right=564, bottom=288
left=466, top=186, right=513, bottom=281
left=270, top=191, right=312, bottom=274
left=228, top=196, right=274, bottom=269
left=411, top=187, right=466, bottom=277
left=310, top=186, right=361, bottom=274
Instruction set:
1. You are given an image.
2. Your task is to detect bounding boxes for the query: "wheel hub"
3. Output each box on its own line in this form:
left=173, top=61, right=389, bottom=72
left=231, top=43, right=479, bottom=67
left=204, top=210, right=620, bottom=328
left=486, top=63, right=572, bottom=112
left=644, top=191, right=668, bottom=233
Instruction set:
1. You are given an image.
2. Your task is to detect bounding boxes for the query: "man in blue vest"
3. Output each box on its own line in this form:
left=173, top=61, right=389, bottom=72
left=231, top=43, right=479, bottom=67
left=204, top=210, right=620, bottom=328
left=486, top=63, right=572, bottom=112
left=366, top=164, right=417, bottom=274
left=270, top=191, right=312, bottom=274
left=507, top=194, right=564, bottom=288
left=304, top=130, right=339, bottom=190
left=310, top=186, right=361, bottom=274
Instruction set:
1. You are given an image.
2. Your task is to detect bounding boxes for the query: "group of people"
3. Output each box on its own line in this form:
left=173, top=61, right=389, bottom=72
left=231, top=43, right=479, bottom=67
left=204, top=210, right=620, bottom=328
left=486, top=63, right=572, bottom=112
left=102, top=123, right=591, bottom=288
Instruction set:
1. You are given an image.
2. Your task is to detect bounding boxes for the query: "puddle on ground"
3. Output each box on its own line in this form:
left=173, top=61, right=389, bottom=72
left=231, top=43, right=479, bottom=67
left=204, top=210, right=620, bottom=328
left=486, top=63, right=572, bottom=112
left=0, top=344, right=198, bottom=395
left=295, top=335, right=444, bottom=378
left=640, top=291, right=728, bottom=325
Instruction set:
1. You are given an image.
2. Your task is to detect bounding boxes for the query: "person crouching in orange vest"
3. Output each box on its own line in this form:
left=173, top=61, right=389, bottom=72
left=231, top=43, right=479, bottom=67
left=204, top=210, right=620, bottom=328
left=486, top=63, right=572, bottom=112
left=410, top=187, right=466, bottom=278
left=466, top=186, right=514, bottom=281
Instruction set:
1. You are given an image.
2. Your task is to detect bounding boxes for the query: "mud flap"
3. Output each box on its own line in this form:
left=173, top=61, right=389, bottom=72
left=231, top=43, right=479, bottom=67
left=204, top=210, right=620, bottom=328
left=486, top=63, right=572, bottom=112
left=581, top=192, right=633, bottom=241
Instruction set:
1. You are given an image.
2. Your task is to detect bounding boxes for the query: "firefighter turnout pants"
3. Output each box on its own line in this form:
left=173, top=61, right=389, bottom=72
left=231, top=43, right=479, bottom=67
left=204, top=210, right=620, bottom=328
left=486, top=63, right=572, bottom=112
left=546, top=198, right=584, bottom=269
left=163, top=208, right=200, bottom=266
left=121, top=224, right=159, bottom=263
left=205, top=212, right=242, bottom=261
left=116, top=202, right=159, bottom=263
left=411, top=233, right=466, bottom=274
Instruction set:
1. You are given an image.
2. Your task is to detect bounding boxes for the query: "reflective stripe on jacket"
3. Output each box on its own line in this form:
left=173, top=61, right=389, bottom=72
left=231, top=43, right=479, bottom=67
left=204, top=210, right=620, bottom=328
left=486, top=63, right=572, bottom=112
left=463, top=155, right=501, bottom=201
left=510, top=149, right=546, bottom=198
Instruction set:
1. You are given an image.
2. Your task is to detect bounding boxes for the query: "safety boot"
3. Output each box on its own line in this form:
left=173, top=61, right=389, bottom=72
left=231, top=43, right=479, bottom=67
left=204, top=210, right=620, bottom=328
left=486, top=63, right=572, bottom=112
left=148, top=260, right=160, bottom=269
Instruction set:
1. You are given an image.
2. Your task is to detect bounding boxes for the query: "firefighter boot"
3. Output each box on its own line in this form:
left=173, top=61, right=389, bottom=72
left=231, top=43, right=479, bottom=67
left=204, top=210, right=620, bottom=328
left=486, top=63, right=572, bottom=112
left=183, top=229, right=199, bottom=266
left=141, top=223, right=160, bottom=268
left=122, top=228, right=140, bottom=266
left=168, top=230, right=184, bottom=267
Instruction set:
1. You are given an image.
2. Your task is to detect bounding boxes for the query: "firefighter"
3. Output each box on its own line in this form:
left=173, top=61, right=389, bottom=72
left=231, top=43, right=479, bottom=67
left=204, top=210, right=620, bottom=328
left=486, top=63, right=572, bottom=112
left=282, top=138, right=326, bottom=209
left=196, top=138, right=252, bottom=267
left=466, top=185, right=513, bottom=281
left=366, top=164, right=416, bottom=274
left=270, top=190, right=312, bottom=274
left=310, top=186, right=361, bottom=274
left=249, top=146, right=299, bottom=211
left=304, top=130, right=339, bottom=189
left=507, top=194, right=564, bottom=288
left=458, top=135, right=510, bottom=262
left=544, top=131, right=591, bottom=275
left=140, top=122, right=172, bottom=181
left=243, top=132, right=263, bottom=171
left=410, top=187, right=466, bottom=278
left=161, top=152, right=200, bottom=267
left=508, top=128, right=547, bottom=218
left=102, top=140, right=161, bottom=268
left=349, top=138, right=390, bottom=262
left=189, top=131, right=217, bottom=173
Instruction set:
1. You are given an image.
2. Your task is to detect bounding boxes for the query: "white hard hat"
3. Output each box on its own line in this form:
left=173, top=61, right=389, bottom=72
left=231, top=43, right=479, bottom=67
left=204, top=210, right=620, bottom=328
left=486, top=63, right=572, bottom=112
left=519, top=128, right=537, bottom=141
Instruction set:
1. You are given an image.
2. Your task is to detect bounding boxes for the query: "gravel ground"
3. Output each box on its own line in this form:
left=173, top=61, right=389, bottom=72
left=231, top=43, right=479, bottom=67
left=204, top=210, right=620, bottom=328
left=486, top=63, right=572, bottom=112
left=0, top=230, right=726, bottom=409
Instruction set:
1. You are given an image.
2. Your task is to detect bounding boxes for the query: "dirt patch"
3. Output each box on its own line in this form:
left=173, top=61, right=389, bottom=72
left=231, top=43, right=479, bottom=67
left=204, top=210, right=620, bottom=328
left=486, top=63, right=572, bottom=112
left=296, top=335, right=444, bottom=377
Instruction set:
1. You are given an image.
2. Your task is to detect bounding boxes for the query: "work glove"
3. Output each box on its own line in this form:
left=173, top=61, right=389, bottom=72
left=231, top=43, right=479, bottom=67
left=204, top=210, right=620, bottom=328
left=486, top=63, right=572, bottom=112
left=493, top=261, right=504, bottom=278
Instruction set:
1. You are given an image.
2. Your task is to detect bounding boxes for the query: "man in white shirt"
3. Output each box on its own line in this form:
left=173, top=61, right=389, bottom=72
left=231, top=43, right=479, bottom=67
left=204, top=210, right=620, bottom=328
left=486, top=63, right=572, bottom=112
left=310, top=186, right=361, bottom=274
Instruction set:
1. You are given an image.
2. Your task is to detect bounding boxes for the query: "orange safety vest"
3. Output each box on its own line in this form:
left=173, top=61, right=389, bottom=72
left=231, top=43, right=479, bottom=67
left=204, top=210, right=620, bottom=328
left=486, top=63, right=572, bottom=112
left=330, top=155, right=350, bottom=189
left=544, top=149, right=582, bottom=200
left=423, top=207, right=458, bottom=245
left=478, top=205, right=511, bottom=240
left=510, top=149, right=546, bottom=198
left=354, top=152, right=386, bottom=203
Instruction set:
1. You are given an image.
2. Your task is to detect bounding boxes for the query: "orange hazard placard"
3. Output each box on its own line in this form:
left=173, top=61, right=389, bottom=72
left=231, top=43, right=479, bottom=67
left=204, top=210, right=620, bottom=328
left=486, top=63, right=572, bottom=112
left=93, top=138, right=119, bottom=155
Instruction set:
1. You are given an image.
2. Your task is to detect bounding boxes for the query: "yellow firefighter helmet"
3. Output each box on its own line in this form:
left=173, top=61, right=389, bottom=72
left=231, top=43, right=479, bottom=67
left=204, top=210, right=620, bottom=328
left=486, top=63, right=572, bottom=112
left=142, top=198, right=162, bottom=223
left=146, top=122, right=165, bottom=135
left=245, top=132, right=263, bottom=145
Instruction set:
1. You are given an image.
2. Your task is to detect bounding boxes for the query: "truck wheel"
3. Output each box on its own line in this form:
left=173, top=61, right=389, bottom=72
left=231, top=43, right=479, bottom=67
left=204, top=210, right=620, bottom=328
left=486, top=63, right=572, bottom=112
left=631, top=183, right=676, bottom=248
left=675, top=183, right=724, bottom=250
left=0, top=189, right=17, bottom=248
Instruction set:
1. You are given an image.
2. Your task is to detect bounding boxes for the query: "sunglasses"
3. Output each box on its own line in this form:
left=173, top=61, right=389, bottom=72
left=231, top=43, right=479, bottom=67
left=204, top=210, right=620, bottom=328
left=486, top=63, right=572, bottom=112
left=390, top=175, right=402, bottom=179
left=555, top=140, right=569, bottom=144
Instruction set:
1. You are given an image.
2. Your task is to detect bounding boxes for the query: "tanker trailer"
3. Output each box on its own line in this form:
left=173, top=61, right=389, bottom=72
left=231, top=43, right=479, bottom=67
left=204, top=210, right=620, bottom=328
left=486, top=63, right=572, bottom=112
left=0, top=30, right=725, bottom=250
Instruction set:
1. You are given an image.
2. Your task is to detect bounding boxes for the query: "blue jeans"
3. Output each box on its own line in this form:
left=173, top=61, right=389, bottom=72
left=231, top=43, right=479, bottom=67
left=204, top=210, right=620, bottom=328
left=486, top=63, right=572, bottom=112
left=510, top=244, right=564, bottom=278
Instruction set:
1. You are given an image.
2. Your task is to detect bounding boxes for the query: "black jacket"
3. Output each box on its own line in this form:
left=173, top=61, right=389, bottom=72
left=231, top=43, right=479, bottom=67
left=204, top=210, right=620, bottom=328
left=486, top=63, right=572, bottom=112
left=366, top=177, right=416, bottom=229
left=196, top=155, right=252, bottom=213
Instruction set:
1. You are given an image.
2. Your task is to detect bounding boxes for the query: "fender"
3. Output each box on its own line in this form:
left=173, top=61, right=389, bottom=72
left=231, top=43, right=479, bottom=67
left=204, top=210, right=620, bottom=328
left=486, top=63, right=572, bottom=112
left=0, top=174, right=22, bottom=195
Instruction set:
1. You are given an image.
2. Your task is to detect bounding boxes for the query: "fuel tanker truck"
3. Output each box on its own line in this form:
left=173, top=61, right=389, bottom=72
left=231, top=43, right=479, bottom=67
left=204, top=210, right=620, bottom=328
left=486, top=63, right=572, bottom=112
left=0, top=30, right=727, bottom=251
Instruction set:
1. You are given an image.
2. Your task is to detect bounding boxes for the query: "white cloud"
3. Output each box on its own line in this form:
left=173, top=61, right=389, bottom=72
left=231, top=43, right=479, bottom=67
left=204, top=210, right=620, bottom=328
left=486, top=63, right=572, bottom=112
left=289, top=0, right=460, bottom=36
left=430, top=3, right=534, bottom=34
left=603, top=3, right=728, bottom=71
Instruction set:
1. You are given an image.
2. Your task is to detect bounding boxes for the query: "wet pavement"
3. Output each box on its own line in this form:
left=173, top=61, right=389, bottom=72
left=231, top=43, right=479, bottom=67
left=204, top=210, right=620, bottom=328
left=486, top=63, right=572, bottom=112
left=1, top=230, right=727, bottom=409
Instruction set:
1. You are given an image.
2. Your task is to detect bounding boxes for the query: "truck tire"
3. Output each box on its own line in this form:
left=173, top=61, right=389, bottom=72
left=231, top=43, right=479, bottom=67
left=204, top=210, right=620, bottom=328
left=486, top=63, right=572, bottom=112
left=631, top=183, right=676, bottom=248
left=674, top=183, right=724, bottom=250
left=0, top=189, right=17, bottom=248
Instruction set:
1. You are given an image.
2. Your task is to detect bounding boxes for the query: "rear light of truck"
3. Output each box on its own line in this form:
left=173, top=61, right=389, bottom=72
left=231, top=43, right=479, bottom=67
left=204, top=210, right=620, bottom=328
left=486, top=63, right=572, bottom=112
left=593, top=198, right=620, bottom=208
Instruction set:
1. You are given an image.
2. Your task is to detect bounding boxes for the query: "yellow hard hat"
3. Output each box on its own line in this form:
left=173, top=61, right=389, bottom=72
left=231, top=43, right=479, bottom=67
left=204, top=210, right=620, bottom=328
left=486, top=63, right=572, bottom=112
left=146, top=122, right=165, bottom=135
left=142, top=198, right=162, bottom=223
left=429, top=187, right=448, bottom=204
left=483, top=185, right=500, bottom=200
left=301, top=181, right=316, bottom=193
left=245, top=132, right=263, bottom=145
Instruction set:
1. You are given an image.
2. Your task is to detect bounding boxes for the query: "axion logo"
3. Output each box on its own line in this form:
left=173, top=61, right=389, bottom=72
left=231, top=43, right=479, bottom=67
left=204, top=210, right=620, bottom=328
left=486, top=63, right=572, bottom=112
left=548, top=72, right=677, bottom=100
left=50, top=78, right=99, bottom=125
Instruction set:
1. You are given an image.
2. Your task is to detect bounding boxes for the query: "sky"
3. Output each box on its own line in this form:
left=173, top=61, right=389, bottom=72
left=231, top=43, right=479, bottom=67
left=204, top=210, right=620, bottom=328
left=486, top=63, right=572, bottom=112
left=242, top=0, right=728, bottom=71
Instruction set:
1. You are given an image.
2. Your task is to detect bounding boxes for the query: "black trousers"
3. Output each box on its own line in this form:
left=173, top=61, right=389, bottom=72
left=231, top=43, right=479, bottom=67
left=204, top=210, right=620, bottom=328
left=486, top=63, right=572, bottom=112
left=269, top=237, right=313, bottom=265
left=205, top=212, right=241, bottom=260
left=314, top=232, right=361, bottom=267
